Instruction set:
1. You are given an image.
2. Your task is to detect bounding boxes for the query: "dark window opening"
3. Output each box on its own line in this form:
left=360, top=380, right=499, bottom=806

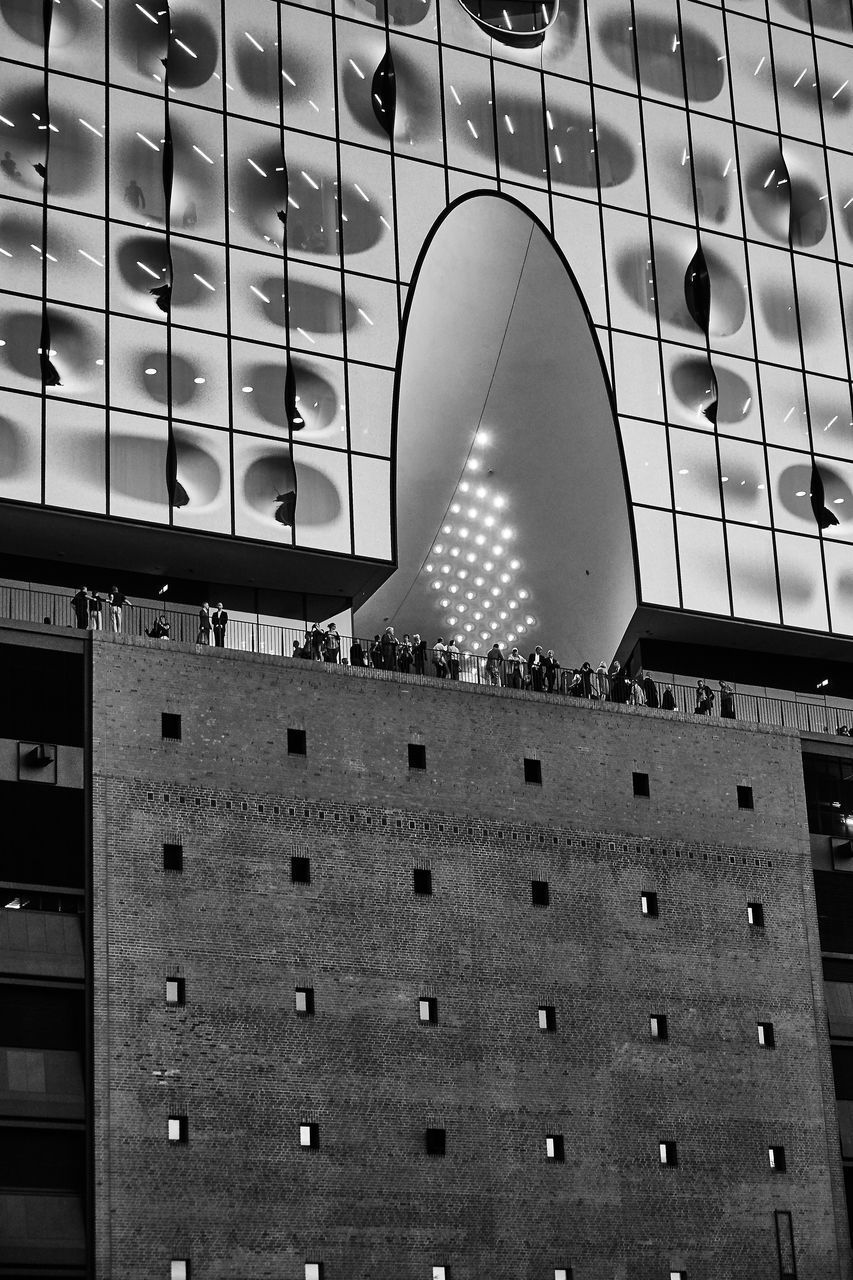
left=633, top=771, right=650, bottom=797
left=168, top=1115, right=188, bottom=1143
left=163, top=842, right=183, bottom=872
left=165, top=977, right=186, bottom=1006
left=299, top=1122, right=319, bottom=1149
left=288, top=728, right=307, bottom=756
left=769, top=1144, right=786, bottom=1172
left=524, top=758, right=542, bottom=785
left=419, top=997, right=438, bottom=1024
left=408, top=743, right=427, bottom=770
left=531, top=879, right=550, bottom=907
left=538, top=1004, right=556, bottom=1032
left=161, top=713, right=182, bottom=741
left=413, top=867, right=432, bottom=896
left=291, top=855, right=311, bottom=885
left=659, top=1139, right=678, bottom=1166
left=546, top=1133, right=564, bottom=1162
left=737, top=784, right=754, bottom=810
left=747, top=901, right=764, bottom=928
left=650, top=1014, right=668, bottom=1041
left=757, top=1021, right=775, bottom=1049
left=425, top=1126, right=446, bottom=1156
left=295, top=987, right=315, bottom=1015
left=641, top=891, right=658, bottom=918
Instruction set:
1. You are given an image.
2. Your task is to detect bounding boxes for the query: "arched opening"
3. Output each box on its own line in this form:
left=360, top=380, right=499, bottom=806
left=357, top=193, right=637, bottom=665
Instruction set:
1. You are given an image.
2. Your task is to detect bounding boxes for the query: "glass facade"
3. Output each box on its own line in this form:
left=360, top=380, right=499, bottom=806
left=2, top=0, right=853, bottom=629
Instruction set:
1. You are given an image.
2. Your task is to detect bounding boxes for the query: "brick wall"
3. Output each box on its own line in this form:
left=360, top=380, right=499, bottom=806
left=90, top=636, right=851, bottom=1279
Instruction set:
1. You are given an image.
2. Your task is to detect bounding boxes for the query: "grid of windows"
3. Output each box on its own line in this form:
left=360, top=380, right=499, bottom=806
left=5, top=0, right=853, bottom=631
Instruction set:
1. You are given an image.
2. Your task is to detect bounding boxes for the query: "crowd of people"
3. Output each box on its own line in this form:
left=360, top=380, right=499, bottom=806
left=66, top=594, right=739, bottom=717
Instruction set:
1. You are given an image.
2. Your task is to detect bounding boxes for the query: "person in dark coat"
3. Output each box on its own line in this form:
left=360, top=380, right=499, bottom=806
left=694, top=679, right=714, bottom=715
left=71, top=587, right=91, bottom=629
left=350, top=639, right=367, bottom=667
left=380, top=626, right=398, bottom=670
left=398, top=634, right=413, bottom=673
left=544, top=649, right=560, bottom=693
left=145, top=614, right=170, bottom=639
left=719, top=681, right=735, bottom=719
left=322, top=623, right=340, bottom=663
left=642, top=673, right=660, bottom=708
left=108, top=587, right=127, bottom=634
left=610, top=660, right=626, bottom=703
left=485, top=643, right=504, bottom=686
left=412, top=634, right=427, bottom=676
left=528, top=646, right=545, bottom=692
left=310, top=623, right=325, bottom=659
left=580, top=662, right=595, bottom=698
left=196, top=602, right=211, bottom=645
left=661, top=685, right=676, bottom=711
left=211, top=603, right=228, bottom=647
left=370, top=635, right=383, bottom=668
left=89, top=591, right=104, bottom=630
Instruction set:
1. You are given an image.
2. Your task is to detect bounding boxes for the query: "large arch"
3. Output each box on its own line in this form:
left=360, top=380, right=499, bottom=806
left=356, top=192, right=639, bottom=665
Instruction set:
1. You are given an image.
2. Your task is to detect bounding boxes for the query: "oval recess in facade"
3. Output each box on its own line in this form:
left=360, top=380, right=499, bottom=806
left=456, top=0, right=559, bottom=48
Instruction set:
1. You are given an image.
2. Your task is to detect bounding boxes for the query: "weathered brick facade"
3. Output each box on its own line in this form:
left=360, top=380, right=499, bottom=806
left=89, top=635, right=851, bottom=1279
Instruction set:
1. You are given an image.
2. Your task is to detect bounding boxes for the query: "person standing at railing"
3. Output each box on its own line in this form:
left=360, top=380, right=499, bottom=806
left=108, top=587, right=127, bottom=634
left=350, top=638, right=367, bottom=667
left=528, top=646, right=545, bottom=692
left=543, top=649, right=559, bottom=693
left=310, top=623, right=325, bottom=660
left=398, top=634, right=413, bottom=674
left=370, top=635, right=383, bottom=668
left=661, top=685, right=676, bottom=711
left=380, top=626, right=398, bottom=671
left=71, top=586, right=91, bottom=630
left=642, top=672, right=659, bottom=708
left=610, top=660, right=626, bottom=703
left=212, top=603, right=228, bottom=648
left=720, top=681, right=735, bottom=719
left=506, top=647, right=525, bottom=690
left=694, top=679, right=714, bottom=715
left=89, top=591, right=104, bottom=630
left=485, top=642, right=504, bottom=687
left=196, top=603, right=211, bottom=646
left=446, top=638, right=461, bottom=680
left=595, top=661, right=610, bottom=700
left=412, top=634, right=427, bottom=676
left=432, top=638, right=449, bottom=678
left=323, top=623, right=341, bottom=663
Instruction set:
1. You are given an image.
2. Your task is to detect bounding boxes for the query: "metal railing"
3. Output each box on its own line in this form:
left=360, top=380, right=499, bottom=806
left=1, top=582, right=850, bottom=736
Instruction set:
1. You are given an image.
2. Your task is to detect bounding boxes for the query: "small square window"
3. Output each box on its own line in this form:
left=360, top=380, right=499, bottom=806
left=305, top=1264, right=323, bottom=1280
left=768, top=1144, right=786, bottom=1171
left=408, top=743, right=427, bottom=770
left=659, top=1140, right=678, bottom=1166
left=168, top=1116, right=188, bottom=1143
left=300, top=1122, right=319, bottom=1149
left=757, top=1021, right=775, bottom=1048
left=632, top=771, right=650, bottom=797
left=747, top=901, right=764, bottom=928
left=531, top=879, right=550, bottom=907
left=161, top=713, right=182, bottom=741
left=737, top=784, right=754, bottom=810
left=419, top=997, right=438, bottom=1024
left=295, top=987, right=315, bottom=1015
left=545, top=1133, right=565, bottom=1162
left=170, top=1262, right=189, bottom=1280
left=287, top=728, right=307, bottom=756
left=425, top=1126, right=446, bottom=1156
left=538, top=1004, right=556, bottom=1032
left=165, top=978, right=186, bottom=1006
left=641, top=891, right=658, bottom=918
left=413, top=867, right=433, bottom=896
left=163, top=843, right=183, bottom=872
left=291, top=855, right=311, bottom=885
left=649, top=1014, right=668, bottom=1041
left=524, top=758, right=542, bottom=785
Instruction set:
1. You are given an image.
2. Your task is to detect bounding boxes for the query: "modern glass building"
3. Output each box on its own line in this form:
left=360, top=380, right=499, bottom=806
left=2, top=0, right=853, bottom=650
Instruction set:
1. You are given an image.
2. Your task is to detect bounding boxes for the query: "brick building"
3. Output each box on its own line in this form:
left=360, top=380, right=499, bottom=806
left=4, top=618, right=853, bottom=1279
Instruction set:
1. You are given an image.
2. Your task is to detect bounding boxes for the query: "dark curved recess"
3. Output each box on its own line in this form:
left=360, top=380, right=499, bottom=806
left=0, top=90, right=99, bottom=198
left=620, top=241, right=745, bottom=338
left=252, top=276, right=354, bottom=332
left=2, top=308, right=96, bottom=383
left=598, top=13, right=724, bottom=102
left=233, top=38, right=311, bottom=105
left=455, top=0, right=558, bottom=49
left=243, top=452, right=342, bottom=525
left=238, top=147, right=382, bottom=255
left=778, top=460, right=849, bottom=529
left=116, top=237, right=213, bottom=308
left=344, top=0, right=433, bottom=28
left=671, top=357, right=753, bottom=427
left=684, top=245, right=711, bottom=334
left=343, top=45, right=438, bottom=145
left=243, top=361, right=338, bottom=433
left=1, top=0, right=83, bottom=45
left=463, top=94, right=633, bottom=188
left=371, top=47, right=397, bottom=139
left=745, top=150, right=826, bottom=249
left=113, top=5, right=217, bottom=89
left=140, top=354, right=200, bottom=408
left=810, top=462, right=841, bottom=530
